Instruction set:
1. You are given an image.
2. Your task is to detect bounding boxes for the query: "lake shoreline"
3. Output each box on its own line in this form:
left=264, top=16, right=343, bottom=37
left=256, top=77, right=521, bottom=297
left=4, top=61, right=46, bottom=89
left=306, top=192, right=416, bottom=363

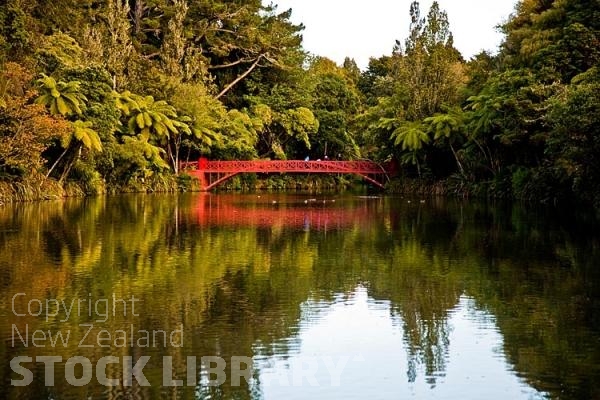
left=0, top=173, right=584, bottom=207
left=0, top=174, right=359, bottom=203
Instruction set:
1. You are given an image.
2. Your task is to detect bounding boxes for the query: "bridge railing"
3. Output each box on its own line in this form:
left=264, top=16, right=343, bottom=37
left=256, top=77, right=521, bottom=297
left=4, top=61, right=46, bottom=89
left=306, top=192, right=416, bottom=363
left=179, top=159, right=394, bottom=175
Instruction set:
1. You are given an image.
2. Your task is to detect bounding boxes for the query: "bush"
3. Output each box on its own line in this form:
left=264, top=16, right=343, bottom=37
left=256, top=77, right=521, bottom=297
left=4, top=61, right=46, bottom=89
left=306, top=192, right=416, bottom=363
left=512, top=166, right=571, bottom=204
left=511, top=167, right=531, bottom=199
left=70, top=160, right=105, bottom=195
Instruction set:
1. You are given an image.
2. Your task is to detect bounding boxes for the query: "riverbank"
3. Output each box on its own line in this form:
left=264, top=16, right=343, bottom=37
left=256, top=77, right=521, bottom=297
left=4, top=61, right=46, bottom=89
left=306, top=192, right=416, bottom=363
left=0, top=174, right=518, bottom=204
left=0, top=172, right=573, bottom=205
left=0, top=173, right=357, bottom=203
left=0, top=174, right=76, bottom=203
left=0, top=173, right=203, bottom=203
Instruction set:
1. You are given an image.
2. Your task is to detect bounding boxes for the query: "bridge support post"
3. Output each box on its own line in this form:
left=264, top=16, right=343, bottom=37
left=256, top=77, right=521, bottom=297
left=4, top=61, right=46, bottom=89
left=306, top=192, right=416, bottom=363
left=198, top=157, right=209, bottom=191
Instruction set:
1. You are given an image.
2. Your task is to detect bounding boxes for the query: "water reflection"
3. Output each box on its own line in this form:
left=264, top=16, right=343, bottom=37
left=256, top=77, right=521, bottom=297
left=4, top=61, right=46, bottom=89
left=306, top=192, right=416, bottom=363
left=193, top=193, right=384, bottom=230
left=0, top=194, right=598, bottom=399
left=257, top=287, right=545, bottom=400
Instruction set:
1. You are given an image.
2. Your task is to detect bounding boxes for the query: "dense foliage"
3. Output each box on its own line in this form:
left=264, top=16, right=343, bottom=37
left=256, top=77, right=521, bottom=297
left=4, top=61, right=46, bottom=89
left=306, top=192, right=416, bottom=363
left=356, top=0, right=600, bottom=206
left=1, top=0, right=599, bottom=204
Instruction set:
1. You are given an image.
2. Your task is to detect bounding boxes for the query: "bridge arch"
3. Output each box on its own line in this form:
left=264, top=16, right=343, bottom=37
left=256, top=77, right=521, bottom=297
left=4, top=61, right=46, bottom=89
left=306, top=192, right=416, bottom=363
left=180, top=159, right=395, bottom=191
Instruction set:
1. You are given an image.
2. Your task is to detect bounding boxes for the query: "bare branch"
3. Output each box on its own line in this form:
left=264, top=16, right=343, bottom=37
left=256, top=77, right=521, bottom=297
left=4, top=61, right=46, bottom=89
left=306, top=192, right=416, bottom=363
left=142, top=52, right=161, bottom=60
left=212, top=28, right=237, bottom=35
left=208, top=58, right=253, bottom=70
left=216, top=55, right=265, bottom=99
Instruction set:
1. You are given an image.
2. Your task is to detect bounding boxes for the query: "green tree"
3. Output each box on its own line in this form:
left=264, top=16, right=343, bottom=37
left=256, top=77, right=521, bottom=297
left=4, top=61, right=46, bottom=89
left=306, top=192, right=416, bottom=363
left=251, top=104, right=318, bottom=160
left=45, top=119, right=103, bottom=183
left=34, top=73, right=106, bottom=182
left=358, top=0, right=465, bottom=176
left=358, top=55, right=394, bottom=106
left=308, top=57, right=362, bottom=159
left=548, top=67, right=600, bottom=205
left=184, top=2, right=305, bottom=104
left=500, top=0, right=600, bottom=82
left=115, top=91, right=192, bottom=171
left=169, top=82, right=224, bottom=164
left=34, top=74, right=86, bottom=117
left=68, top=120, right=101, bottom=152
left=213, top=109, right=259, bottom=160
left=424, top=107, right=466, bottom=176
left=390, top=120, right=429, bottom=177
left=121, top=94, right=186, bottom=141
left=0, top=1, right=32, bottom=60
left=397, top=1, right=465, bottom=120
left=100, top=0, right=133, bottom=90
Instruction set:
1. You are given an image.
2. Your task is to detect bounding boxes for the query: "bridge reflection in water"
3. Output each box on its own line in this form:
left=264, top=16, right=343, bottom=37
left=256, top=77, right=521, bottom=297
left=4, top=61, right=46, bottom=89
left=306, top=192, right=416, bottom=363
left=193, top=193, right=383, bottom=231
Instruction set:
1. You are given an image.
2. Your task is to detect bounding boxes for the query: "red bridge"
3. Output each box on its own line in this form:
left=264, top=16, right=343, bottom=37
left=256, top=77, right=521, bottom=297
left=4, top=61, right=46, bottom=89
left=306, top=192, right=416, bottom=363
left=180, top=158, right=396, bottom=191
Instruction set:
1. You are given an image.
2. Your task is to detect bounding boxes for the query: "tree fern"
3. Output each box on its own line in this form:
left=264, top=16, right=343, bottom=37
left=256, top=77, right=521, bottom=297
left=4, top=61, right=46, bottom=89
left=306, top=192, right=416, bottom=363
left=391, top=121, right=430, bottom=151
left=35, top=74, right=87, bottom=117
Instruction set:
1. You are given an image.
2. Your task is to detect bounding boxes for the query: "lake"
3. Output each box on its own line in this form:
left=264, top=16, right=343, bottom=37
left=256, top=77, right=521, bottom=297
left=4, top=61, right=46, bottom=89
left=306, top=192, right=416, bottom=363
left=1, top=193, right=599, bottom=399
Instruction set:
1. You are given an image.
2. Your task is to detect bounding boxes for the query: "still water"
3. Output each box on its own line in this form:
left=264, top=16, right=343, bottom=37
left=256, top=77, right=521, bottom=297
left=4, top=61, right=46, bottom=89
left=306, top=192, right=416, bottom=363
left=0, top=193, right=599, bottom=399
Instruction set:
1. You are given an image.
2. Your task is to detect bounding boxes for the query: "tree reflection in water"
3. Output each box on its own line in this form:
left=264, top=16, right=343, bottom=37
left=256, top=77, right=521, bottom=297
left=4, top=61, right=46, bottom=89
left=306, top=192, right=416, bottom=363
left=0, top=194, right=598, bottom=399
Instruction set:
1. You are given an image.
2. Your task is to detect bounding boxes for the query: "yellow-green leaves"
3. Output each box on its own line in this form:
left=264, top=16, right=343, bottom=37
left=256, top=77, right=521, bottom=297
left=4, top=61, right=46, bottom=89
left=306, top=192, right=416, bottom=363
left=35, top=74, right=87, bottom=117
left=115, top=91, right=190, bottom=140
left=113, top=90, right=140, bottom=116
left=121, top=136, right=169, bottom=170
left=251, top=104, right=274, bottom=132
left=68, top=120, right=102, bottom=152
left=247, top=104, right=318, bottom=159
left=424, top=108, right=464, bottom=141
left=280, top=107, right=319, bottom=149
left=392, top=121, right=429, bottom=151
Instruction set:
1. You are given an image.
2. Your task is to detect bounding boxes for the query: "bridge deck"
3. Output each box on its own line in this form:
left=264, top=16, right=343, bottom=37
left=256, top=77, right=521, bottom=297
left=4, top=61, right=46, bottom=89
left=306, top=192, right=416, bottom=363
left=180, top=160, right=387, bottom=174
left=180, top=159, right=395, bottom=190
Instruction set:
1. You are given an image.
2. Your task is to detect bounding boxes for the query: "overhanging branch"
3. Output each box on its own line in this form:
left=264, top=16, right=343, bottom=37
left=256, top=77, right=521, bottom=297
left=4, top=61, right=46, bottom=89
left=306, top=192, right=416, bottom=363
left=208, top=58, right=253, bottom=70
left=215, top=54, right=266, bottom=99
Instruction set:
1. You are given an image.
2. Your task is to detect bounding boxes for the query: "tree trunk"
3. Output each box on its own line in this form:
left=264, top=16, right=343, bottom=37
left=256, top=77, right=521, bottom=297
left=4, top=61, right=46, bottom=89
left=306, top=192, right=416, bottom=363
left=132, top=0, right=144, bottom=36
left=449, top=142, right=465, bottom=177
left=45, top=146, right=70, bottom=179
left=58, top=143, right=82, bottom=183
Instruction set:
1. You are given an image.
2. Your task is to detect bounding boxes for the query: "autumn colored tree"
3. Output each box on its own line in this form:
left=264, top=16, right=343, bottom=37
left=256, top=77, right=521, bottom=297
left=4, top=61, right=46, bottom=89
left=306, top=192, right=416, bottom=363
left=0, top=63, right=70, bottom=178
